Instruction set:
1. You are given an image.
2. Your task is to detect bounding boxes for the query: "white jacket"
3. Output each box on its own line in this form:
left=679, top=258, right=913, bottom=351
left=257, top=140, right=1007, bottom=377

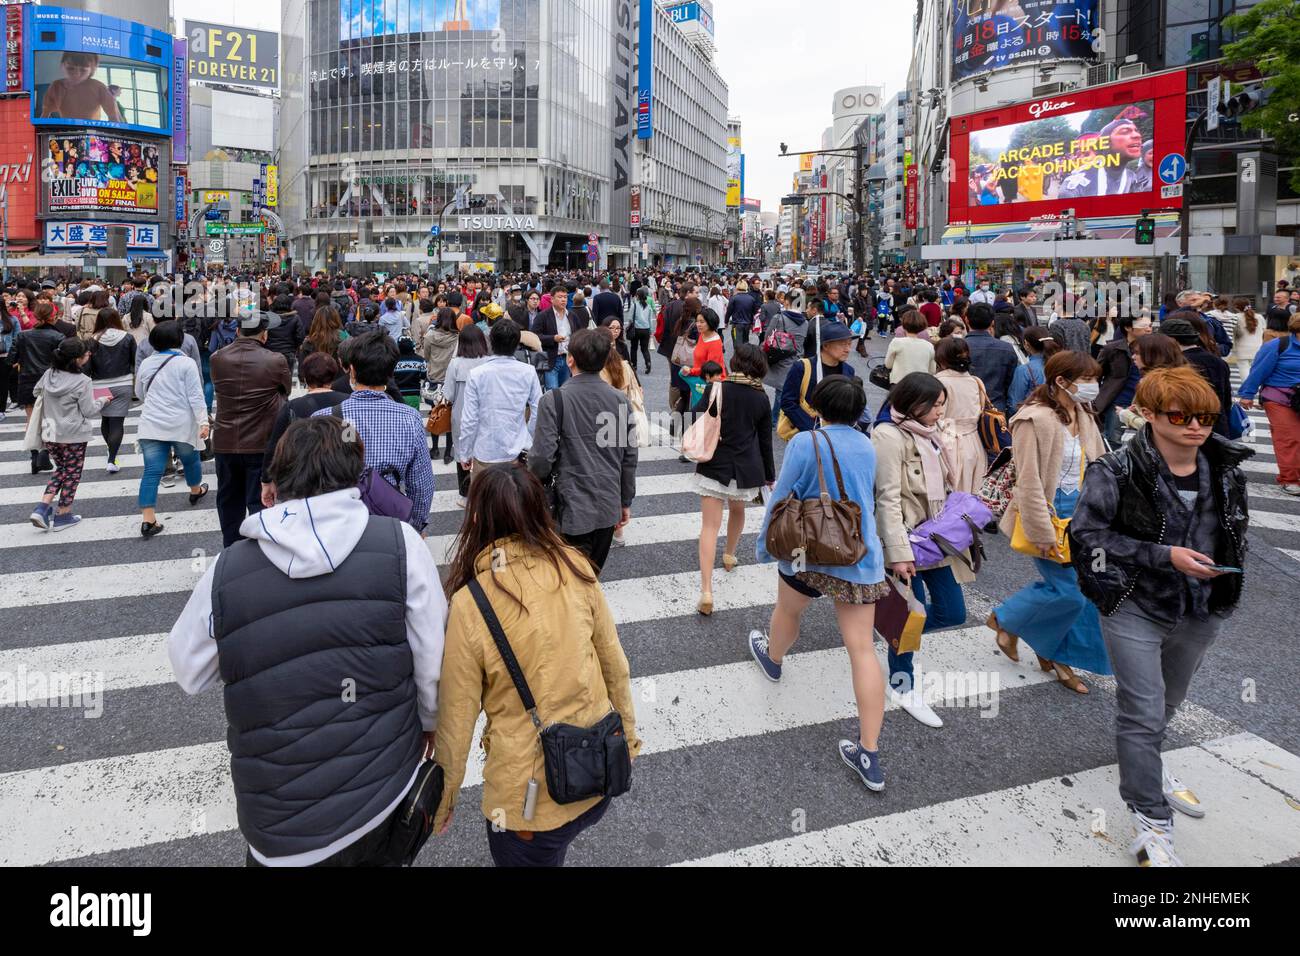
left=136, top=350, right=207, bottom=447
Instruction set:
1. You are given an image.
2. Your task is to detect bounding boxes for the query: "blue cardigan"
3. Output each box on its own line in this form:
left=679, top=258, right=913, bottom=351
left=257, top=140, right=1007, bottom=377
left=755, top=424, right=886, bottom=585
left=1239, top=334, right=1300, bottom=399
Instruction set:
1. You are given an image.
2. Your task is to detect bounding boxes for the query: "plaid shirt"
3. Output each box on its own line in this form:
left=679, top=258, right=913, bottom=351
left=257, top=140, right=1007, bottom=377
left=312, top=390, right=434, bottom=530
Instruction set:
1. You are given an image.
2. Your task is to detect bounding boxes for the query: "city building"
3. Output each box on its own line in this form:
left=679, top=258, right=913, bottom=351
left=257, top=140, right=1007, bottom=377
left=3, top=0, right=178, bottom=273
left=804, top=85, right=884, bottom=272
left=279, top=0, right=639, bottom=275
left=906, top=0, right=1298, bottom=298
left=630, top=0, right=729, bottom=268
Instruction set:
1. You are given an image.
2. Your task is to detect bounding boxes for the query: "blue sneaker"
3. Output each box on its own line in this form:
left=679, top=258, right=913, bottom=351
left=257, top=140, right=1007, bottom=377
left=51, top=513, right=82, bottom=532
left=748, top=629, right=782, bottom=682
left=838, top=739, right=885, bottom=792
left=29, top=502, right=53, bottom=531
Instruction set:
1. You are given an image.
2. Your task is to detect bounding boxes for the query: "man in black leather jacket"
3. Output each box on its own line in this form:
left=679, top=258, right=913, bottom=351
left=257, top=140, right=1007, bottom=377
left=1070, top=366, right=1252, bottom=868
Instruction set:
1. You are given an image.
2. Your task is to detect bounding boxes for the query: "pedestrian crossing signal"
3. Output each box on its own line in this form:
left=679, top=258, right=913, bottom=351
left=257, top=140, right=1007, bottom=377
left=1135, top=217, right=1156, bottom=246
left=427, top=241, right=436, bottom=257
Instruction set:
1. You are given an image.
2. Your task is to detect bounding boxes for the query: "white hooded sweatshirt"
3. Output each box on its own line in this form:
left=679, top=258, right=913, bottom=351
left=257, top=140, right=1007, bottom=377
left=167, top=487, right=447, bottom=865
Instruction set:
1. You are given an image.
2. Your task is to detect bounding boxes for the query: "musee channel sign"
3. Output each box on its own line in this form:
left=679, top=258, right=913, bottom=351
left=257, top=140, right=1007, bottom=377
left=206, top=222, right=267, bottom=236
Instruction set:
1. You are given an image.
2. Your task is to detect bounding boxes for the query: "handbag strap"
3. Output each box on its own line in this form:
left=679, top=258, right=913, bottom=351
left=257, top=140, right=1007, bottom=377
left=810, top=429, right=849, bottom=502
left=467, top=578, right=542, bottom=730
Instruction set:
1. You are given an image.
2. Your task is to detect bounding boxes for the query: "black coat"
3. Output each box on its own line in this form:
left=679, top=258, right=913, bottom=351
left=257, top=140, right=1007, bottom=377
left=592, top=290, right=624, bottom=323
left=1183, top=346, right=1233, bottom=438
left=691, top=380, right=775, bottom=489
left=265, top=312, right=303, bottom=358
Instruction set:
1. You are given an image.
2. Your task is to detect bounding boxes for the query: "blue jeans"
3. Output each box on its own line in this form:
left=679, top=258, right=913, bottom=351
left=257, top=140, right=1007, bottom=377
left=543, top=356, right=571, bottom=392
left=138, top=439, right=203, bottom=508
left=888, top=565, right=967, bottom=692
left=200, top=351, right=214, bottom=412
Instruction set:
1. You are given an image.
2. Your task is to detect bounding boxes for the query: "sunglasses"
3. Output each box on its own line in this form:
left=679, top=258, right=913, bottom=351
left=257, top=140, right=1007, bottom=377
left=1163, top=410, right=1219, bottom=427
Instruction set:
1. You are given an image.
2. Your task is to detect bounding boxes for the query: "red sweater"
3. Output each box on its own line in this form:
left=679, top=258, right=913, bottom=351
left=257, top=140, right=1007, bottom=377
left=687, top=335, right=726, bottom=378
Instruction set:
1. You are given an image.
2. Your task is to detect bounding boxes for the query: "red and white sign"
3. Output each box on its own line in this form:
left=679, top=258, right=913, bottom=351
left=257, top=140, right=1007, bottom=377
left=4, top=4, right=22, bottom=93
left=0, top=97, right=39, bottom=241
left=948, top=70, right=1187, bottom=227
left=630, top=185, right=641, bottom=228
left=904, top=164, right=918, bottom=230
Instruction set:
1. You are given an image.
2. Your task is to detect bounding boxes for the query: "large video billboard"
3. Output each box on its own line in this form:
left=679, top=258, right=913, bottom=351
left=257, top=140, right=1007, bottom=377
left=44, top=134, right=161, bottom=215
left=951, top=0, right=1099, bottom=82
left=341, top=0, right=500, bottom=40
left=25, top=6, right=172, bottom=137
left=948, top=70, right=1186, bottom=226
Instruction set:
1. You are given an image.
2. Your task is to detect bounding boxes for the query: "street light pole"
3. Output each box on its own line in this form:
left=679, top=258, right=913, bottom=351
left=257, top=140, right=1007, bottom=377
left=1176, top=108, right=1207, bottom=294
left=437, top=196, right=456, bottom=280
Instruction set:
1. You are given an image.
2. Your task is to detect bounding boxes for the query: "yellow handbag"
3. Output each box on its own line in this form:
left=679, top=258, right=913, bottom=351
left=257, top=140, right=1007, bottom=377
left=1010, top=441, right=1086, bottom=564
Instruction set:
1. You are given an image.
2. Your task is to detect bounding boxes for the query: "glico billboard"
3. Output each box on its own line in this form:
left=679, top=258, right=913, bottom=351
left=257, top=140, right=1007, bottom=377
left=24, top=5, right=173, bottom=138
left=948, top=70, right=1187, bottom=227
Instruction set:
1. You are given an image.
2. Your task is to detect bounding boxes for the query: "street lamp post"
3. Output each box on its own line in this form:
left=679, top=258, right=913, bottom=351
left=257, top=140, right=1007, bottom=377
left=778, top=141, right=870, bottom=275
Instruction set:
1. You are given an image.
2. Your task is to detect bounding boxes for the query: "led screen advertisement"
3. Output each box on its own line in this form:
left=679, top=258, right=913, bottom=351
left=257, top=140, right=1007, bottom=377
left=948, top=70, right=1187, bottom=227
left=951, top=0, right=1098, bottom=82
left=44, top=134, right=161, bottom=215
left=25, top=5, right=172, bottom=138
left=341, top=0, right=501, bottom=40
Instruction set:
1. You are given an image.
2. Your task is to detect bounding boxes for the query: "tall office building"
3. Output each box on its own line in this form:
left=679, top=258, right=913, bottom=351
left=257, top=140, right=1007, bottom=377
left=279, top=0, right=639, bottom=273
left=630, top=0, right=729, bottom=267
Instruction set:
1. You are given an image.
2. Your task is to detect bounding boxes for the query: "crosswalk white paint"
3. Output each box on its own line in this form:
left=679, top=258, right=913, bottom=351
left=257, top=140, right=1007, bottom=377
left=0, top=623, right=1100, bottom=866
left=679, top=733, right=1300, bottom=867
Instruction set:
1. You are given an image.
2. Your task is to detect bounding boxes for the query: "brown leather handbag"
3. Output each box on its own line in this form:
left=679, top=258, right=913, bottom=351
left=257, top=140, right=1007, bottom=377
left=765, top=429, right=867, bottom=567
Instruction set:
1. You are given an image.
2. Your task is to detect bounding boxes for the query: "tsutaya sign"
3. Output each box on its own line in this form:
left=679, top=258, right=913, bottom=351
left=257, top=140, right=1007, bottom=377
left=456, top=214, right=537, bottom=231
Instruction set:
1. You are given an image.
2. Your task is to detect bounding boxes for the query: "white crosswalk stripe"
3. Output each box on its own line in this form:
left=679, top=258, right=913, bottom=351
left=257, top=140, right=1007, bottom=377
left=2, top=383, right=1298, bottom=869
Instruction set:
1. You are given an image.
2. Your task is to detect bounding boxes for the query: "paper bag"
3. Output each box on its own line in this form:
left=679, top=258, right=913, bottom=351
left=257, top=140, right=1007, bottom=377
left=874, top=576, right=927, bottom=655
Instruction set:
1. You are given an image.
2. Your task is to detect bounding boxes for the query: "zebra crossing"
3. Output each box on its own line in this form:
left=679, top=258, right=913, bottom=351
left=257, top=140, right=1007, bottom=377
left=2, top=365, right=1299, bottom=868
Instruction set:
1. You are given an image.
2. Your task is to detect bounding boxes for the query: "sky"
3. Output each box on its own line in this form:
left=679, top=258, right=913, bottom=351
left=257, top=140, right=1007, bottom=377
left=169, top=0, right=914, bottom=213
left=709, top=0, right=914, bottom=214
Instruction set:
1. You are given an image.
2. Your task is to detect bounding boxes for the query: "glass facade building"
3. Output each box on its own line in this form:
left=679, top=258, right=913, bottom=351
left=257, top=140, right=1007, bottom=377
left=280, top=0, right=626, bottom=273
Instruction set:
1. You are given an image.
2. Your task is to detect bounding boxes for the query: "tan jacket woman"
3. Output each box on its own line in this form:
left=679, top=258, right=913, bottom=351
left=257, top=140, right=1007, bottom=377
left=434, top=536, right=641, bottom=834
left=872, top=422, right=976, bottom=585
left=998, top=402, right=1104, bottom=545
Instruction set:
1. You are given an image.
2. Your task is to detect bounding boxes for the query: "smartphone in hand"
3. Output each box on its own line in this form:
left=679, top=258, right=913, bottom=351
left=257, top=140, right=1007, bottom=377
left=1198, top=563, right=1242, bottom=574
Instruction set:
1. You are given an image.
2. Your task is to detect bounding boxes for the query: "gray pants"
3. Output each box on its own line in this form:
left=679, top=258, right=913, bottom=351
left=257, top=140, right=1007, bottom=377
left=1099, top=603, right=1223, bottom=820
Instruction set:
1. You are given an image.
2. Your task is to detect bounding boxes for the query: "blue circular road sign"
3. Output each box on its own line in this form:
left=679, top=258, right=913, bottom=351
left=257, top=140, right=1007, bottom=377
left=1159, top=153, right=1187, bottom=185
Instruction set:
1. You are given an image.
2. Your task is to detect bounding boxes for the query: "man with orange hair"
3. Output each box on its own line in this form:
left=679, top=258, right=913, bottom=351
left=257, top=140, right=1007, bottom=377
left=1070, top=366, right=1253, bottom=867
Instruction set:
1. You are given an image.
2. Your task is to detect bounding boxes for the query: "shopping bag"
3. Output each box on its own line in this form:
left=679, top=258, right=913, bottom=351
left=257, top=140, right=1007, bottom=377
left=873, top=576, right=927, bottom=655
left=679, top=373, right=708, bottom=402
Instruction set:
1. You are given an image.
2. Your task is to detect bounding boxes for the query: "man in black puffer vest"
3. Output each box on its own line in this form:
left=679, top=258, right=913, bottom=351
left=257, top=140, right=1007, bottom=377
left=168, top=417, right=446, bottom=866
left=1070, top=366, right=1251, bottom=869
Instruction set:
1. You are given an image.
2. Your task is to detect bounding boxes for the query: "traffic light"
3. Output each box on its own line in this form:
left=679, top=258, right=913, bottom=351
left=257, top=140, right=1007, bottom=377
left=426, top=240, right=436, bottom=257
left=1135, top=216, right=1156, bottom=246
left=1218, top=88, right=1265, bottom=121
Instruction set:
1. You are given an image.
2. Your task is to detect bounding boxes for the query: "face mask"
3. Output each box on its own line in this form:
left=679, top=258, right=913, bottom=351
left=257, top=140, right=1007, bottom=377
left=1072, top=381, right=1100, bottom=403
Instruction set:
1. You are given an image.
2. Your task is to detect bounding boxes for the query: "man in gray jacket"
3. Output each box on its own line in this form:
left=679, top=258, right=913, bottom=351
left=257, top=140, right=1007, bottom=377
left=528, top=327, right=638, bottom=573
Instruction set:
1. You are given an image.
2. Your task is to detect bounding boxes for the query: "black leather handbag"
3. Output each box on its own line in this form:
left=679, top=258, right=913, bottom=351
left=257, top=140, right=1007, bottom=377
left=386, top=759, right=445, bottom=866
left=467, top=579, right=631, bottom=806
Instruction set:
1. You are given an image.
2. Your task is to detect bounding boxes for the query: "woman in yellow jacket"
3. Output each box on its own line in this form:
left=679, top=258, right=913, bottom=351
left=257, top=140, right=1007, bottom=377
left=433, top=463, right=641, bottom=866
left=988, top=351, right=1111, bottom=693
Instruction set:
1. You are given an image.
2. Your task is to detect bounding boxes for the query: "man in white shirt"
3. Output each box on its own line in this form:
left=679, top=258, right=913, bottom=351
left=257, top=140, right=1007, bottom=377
left=459, top=319, right=543, bottom=469
left=969, top=281, right=997, bottom=306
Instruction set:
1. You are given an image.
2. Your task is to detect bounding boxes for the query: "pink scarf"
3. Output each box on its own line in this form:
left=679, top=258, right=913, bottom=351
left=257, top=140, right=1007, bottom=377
left=889, top=409, right=958, bottom=503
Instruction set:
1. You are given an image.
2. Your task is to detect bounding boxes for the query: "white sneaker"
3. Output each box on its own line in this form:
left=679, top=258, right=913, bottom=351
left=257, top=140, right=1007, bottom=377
left=455, top=495, right=467, bottom=508
left=1162, top=766, right=1205, bottom=818
left=106, top=461, right=120, bottom=474
left=889, top=687, right=944, bottom=728
left=160, top=472, right=177, bottom=488
left=1130, top=812, right=1182, bottom=867
left=1281, top=484, right=1300, bottom=496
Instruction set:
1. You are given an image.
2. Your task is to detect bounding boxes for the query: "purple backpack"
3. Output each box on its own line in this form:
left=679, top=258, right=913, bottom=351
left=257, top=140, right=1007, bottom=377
left=907, top=491, right=992, bottom=573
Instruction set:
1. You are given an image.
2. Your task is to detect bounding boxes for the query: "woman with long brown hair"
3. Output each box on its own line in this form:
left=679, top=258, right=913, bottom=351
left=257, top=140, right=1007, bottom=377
left=433, top=463, right=640, bottom=866
left=1230, top=295, right=1263, bottom=382
left=988, top=350, right=1111, bottom=693
left=300, top=305, right=346, bottom=362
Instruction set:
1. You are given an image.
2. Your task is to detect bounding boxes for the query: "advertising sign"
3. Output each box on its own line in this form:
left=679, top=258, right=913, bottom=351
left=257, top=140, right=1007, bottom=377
left=252, top=177, right=263, bottom=210
left=0, top=98, right=39, bottom=240
left=175, top=172, right=186, bottom=223
left=948, top=70, right=1187, bottom=226
left=186, top=20, right=279, bottom=90
left=630, top=184, right=641, bottom=228
left=206, top=221, right=265, bottom=236
left=44, top=134, right=161, bottom=214
left=637, top=0, right=653, bottom=139
left=172, top=38, right=188, bottom=162
left=611, top=0, right=633, bottom=248
left=26, top=5, right=173, bottom=137
left=951, top=0, right=1099, bottom=82
left=5, top=4, right=23, bottom=93
left=202, top=190, right=230, bottom=204
left=265, top=164, right=278, bottom=207
left=905, top=164, right=918, bottom=229
left=726, top=136, right=741, bottom=207
left=45, top=220, right=160, bottom=249
left=799, top=153, right=814, bottom=172
left=664, top=2, right=715, bottom=36
left=341, top=0, right=501, bottom=40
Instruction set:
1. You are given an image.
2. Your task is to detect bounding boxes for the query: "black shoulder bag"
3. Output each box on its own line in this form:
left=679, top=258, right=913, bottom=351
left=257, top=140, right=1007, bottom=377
left=467, top=578, right=631, bottom=807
